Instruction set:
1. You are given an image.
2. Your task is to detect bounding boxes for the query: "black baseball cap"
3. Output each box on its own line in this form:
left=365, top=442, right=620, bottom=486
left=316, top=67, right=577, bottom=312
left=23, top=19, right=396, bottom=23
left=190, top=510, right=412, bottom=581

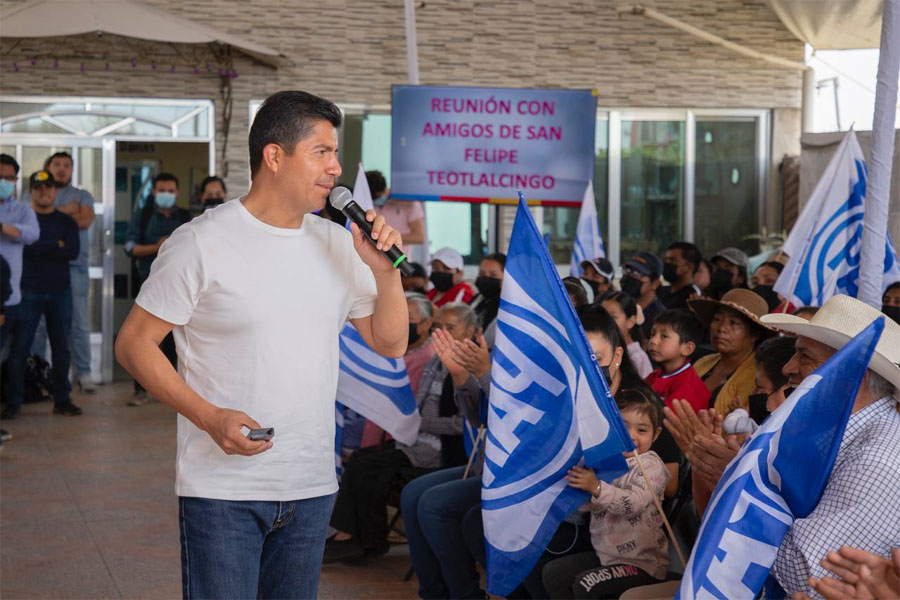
left=623, top=252, right=663, bottom=279
left=28, top=170, right=57, bottom=188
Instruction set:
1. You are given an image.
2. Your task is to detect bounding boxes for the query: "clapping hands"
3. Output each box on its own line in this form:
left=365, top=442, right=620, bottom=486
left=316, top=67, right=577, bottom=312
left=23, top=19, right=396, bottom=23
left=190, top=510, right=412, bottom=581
left=793, top=546, right=900, bottom=600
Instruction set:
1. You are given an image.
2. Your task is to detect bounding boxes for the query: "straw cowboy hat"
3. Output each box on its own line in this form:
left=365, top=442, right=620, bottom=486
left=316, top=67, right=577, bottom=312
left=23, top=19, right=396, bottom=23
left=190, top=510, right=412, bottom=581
left=688, top=288, right=777, bottom=334
left=761, top=294, right=900, bottom=396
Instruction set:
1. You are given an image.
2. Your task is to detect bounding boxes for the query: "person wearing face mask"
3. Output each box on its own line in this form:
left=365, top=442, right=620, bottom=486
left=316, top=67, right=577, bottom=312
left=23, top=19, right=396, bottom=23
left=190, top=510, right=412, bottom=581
left=658, top=242, right=703, bottom=310
left=620, top=252, right=666, bottom=341
left=357, top=292, right=439, bottom=451
left=0, top=155, right=40, bottom=340
left=457, top=304, right=682, bottom=600
left=882, top=281, right=900, bottom=324
left=579, top=257, right=615, bottom=302
left=707, top=247, right=749, bottom=300
left=198, top=175, right=227, bottom=212
left=469, top=252, right=506, bottom=347
left=123, top=172, right=190, bottom=406
left=749, top=260, right=784, bottom=312
left=746, top=336, right=796, bottom=424
left=2, top=171, right=81, bottom=420
left=426, top=247, right=475, bottom=307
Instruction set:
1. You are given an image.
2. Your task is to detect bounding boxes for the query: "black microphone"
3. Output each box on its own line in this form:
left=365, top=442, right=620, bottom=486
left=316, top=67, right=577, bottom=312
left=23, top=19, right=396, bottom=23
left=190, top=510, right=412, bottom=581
left=329, top=186, right=415, bottom=276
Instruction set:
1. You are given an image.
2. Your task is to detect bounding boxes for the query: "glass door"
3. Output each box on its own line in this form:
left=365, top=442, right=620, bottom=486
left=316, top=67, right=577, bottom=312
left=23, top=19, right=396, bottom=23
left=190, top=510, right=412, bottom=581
left=0, top=136, right=115, bottom=383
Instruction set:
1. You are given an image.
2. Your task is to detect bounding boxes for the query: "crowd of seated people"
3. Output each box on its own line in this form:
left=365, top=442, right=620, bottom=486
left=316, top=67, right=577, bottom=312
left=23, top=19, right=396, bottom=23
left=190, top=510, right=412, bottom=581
left=322, top=239, right=900, bottom=600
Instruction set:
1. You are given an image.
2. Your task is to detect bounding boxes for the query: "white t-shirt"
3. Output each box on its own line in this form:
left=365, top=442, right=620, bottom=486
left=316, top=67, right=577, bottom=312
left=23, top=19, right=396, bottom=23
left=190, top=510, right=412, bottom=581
left=136, top=199, right=377, bottom=501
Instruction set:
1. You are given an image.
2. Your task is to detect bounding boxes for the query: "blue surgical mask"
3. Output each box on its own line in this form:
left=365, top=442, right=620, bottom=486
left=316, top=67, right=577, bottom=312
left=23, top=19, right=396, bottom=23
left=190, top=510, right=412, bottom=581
left=374, top=195, right=389, bottom=208
left=155, top=192, right=176, bottom=209
left=0, top=180, right=15, bottom=200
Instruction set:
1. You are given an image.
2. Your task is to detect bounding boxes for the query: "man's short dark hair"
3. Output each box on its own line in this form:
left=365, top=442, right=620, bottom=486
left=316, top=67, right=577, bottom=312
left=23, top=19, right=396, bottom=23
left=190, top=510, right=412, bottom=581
left=484, top=253, right=507, bottom=269
left=366, top=170, right=387, bottom=197
left=667, top=241, right=702, bottom=271
left=759, top=261, right=785, bottom=275
left=0, top=154, right=19, bottom=175
left=249, top=91, right=343, bottom=179
left=154, top=172, right=179, bottom=188
left=44, top=151, right=73, bottom=169
left=199, top=175, right=226, bottom=195
left=652, top=309, right=704, bottom=346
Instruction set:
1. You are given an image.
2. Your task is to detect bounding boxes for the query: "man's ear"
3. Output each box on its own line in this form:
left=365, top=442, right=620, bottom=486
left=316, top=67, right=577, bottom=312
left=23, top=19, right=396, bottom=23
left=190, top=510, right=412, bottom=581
left=681, top=340, right=696, bottom=357
left=262, top=143, right=282, bottom=174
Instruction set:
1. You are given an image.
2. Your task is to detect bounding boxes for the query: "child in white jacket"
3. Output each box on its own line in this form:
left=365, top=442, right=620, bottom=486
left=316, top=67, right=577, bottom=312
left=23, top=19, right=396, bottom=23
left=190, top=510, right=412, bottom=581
left=542, top=387, right=670, bottom=599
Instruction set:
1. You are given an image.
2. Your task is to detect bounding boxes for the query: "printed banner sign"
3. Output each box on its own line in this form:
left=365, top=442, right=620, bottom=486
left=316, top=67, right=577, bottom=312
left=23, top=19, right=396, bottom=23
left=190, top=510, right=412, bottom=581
left=391, top=85, right=597, bottom=206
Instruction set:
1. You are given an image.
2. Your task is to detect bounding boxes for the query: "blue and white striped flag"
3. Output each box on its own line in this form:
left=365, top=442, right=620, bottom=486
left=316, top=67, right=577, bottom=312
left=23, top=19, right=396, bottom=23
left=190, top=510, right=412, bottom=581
left=677, top=315, right=885, bottom=599
left=482, top=193, right=633, bottom=596
left=569, top=181, right=605, bottom=277
left=336, top=323, right=420, bottom=446
left=775, top=131, right=900, bottom=307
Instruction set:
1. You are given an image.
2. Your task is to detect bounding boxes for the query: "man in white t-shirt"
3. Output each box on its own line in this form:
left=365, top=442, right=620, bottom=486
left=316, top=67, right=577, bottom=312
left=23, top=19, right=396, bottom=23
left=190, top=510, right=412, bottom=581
left=115, top=91, right=408, bottom=600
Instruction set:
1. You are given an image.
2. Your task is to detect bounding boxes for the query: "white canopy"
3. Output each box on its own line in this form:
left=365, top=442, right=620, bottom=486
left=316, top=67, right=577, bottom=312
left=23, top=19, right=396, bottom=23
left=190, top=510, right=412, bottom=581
left=1, top=0, right=285, bottom=67
left=766, top=0, right=884, bottom=50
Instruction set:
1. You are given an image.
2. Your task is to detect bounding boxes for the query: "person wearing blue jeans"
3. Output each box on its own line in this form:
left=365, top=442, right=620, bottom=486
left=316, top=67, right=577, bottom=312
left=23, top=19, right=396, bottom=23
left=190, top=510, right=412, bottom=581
left=29, top=151, right=97, bottom=394
left=1, top=169, right=81, bottom=419
left=114, top=92, right=408, bottom=599
left=179, top=496, right=334, bottom=599
left=402, top=465, right=483, bottom=599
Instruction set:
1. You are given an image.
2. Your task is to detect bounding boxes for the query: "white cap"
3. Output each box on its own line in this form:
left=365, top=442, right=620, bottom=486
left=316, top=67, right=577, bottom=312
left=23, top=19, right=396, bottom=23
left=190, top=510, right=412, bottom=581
left=432, top=247, right=464, bottom=271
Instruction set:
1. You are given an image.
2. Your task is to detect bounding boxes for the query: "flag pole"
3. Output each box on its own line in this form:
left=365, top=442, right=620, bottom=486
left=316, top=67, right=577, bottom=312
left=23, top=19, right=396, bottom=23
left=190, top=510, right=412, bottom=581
left=633, top=451, right=687, bottom=568
left=463, top=426, right=486, bottom=479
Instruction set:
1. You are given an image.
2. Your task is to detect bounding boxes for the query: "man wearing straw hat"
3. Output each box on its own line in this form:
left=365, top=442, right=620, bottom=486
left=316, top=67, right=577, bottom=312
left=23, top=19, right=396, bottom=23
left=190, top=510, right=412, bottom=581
left=759, top=294, right=900, bottom=596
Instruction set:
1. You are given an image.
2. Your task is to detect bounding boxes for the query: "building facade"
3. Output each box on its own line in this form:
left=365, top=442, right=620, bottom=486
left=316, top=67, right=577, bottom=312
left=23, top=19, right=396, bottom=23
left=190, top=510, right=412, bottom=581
left=1, top=0, right=805, bottom=380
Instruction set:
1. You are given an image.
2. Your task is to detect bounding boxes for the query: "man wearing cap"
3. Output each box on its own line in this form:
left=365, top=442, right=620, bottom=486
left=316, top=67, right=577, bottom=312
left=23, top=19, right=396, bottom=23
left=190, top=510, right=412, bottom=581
left=580, top=257, right=615, bottom=302
left=659, top=242, right=703, bottom=310
left=1, top=171, right=81, bottom=420
left=708, top=247, right=749, bottom=299
left=620, top=251, right=666, bottom=340
left=760, top=295, right=900, bottom=597
left=427, top=247, right=474, bottom=307
left=26, top=152, right=97, bottom=395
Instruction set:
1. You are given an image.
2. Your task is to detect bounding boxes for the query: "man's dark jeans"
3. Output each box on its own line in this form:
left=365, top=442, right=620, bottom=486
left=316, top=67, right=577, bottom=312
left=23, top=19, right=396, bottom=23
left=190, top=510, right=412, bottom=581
left=179, top=494, right=335, bottom=599
left=5, top=288, right=73, bottom=407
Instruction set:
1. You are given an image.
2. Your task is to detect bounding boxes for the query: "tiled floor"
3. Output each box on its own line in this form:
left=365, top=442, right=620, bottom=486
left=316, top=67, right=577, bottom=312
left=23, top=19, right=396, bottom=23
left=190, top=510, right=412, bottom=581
left=0, top=382, right=419, bottom=599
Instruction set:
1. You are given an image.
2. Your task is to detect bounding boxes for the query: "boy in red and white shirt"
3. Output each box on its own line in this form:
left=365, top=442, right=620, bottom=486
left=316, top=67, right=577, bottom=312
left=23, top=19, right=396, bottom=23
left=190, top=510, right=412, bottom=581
left=645, top=309, right=710, bottom=413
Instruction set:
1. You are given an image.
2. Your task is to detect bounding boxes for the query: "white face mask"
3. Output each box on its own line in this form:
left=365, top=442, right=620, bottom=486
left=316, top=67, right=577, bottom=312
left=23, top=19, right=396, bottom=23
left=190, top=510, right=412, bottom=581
left=154, top=192, right=176, bottom=209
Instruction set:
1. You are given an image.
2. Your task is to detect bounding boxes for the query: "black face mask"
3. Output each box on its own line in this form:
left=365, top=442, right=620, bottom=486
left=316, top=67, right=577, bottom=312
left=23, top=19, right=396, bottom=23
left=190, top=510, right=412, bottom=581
left=475, top=275, right=501, bottom=299
left=753, top=284, right=780, bottom=311
left=747, top=393, right=770, bottom=424
left=710, top=268, right=735, bottom=294
left=430, top=271, right=454, bottom=292
left=662, top=263, right=680, bottom=284
left=408, top=323, right=422, bottom=346
left=883, top=305, right=900, bottom=325
left=202, top=198, right=224, bottom=211
left=600, top=365, right=612, bottom=384
left=409, top=286, right=427, bottom=295
left=583, top=278, right=600, bottom=297
left=620, top=276, right=644, bottom=299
